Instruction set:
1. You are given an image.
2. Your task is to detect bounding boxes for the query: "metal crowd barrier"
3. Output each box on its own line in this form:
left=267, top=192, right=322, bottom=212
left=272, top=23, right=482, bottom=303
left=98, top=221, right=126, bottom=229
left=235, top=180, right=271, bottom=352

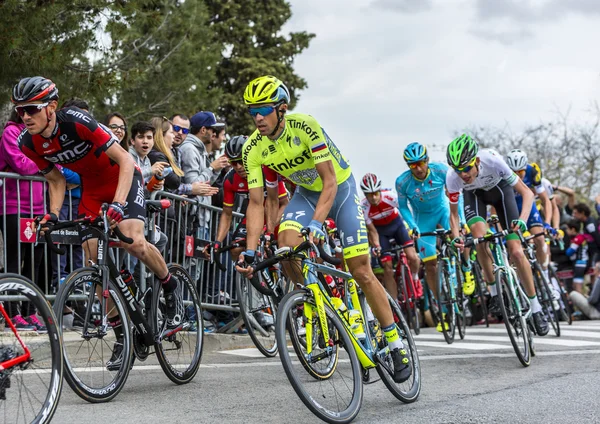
left=0, top=172, right=246, bottom=320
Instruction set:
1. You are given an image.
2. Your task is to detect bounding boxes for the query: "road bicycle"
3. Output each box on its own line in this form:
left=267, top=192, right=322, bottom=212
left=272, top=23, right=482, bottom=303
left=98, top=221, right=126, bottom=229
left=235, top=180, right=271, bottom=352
left=420, top=229, right=466, bottom=344
left=465, top=216, right=534, bottom=367
left=521, top=231, right=561, bottom=336
left=380, top=238, right=421, bottom=335
left=213, top=235, right=290, bottom=357
left=254, top=230, right=420, bottom=423
left=51, top=201, right=203, bottom=402
left=0, top=273, right=63, bottom=423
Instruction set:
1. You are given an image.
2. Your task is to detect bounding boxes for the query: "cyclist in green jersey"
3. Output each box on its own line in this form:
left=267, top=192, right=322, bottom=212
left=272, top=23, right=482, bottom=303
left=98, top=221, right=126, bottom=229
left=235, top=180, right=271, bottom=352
left=236, top=75, right=411, bottom=383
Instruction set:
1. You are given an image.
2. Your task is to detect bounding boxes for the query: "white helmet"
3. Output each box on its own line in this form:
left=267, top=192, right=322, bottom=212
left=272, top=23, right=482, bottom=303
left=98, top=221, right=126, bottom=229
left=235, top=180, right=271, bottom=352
left=506, top=149, right=528, bottom=171
left=360, top=173, right=382, bottom=193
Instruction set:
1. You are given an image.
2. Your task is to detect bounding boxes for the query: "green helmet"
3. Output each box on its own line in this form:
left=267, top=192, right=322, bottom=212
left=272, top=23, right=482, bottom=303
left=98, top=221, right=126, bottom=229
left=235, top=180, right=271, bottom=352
left=446, top=134, right=478, bottom=168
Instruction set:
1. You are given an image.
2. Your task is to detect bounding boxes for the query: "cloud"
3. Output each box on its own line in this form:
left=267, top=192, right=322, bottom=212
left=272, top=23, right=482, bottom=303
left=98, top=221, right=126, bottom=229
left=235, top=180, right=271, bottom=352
left=370, top=0, right=433, bottom=14
left=469, top=27, right=533, bottom=46
left=475, top=0, right=600, bottom=23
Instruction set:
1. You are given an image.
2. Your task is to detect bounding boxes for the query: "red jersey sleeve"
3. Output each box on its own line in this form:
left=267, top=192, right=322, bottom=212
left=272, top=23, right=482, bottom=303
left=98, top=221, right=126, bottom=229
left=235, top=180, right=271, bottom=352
left=222, top=176, right=235, bottom=207
left=262, top=165, right=278, bottom=188
left=277, top=179, right=288, bottom=199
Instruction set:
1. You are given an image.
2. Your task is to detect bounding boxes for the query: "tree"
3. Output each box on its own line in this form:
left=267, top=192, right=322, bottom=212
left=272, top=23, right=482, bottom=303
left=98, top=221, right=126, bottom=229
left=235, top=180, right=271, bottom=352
left=0, top=0, right=314, bottom=131
left=202, top=0, right=315, bottom=135
left=456, top=105, right=600, bottom=202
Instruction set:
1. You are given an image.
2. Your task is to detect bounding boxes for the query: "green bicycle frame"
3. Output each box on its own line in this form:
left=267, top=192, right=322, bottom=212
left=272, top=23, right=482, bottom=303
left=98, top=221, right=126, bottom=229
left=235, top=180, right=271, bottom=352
left=488, top=239, right=530, bottom=316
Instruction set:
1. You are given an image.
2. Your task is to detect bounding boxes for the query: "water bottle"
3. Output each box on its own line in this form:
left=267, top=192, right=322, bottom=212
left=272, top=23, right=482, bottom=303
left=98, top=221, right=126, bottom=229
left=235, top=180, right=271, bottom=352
left=325, top=275, right=340, bottom=298
left=120, top=268, right=137, bottom=297
left=348, top=310, right=366, bottom=340
left=147, top=167, right=173, bottom=191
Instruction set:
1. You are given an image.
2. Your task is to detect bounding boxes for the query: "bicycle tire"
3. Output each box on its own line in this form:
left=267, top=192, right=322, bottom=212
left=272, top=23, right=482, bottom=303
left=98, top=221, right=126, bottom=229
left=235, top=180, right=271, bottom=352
left=473, top=261, right=489, bottom=327
left=373, top=292, right=421, bottom=403
left=276, top=289, right=363, bottom=424
left=399, top=264, right=420, bottom=335
left=53, top=267, right=133, bottom=402
left=533, top=263, right=560, bottom=337
left=236, top=276, right=277, bottom=357
left=154, top=264, right=204, bottom=384
left=0, top=273, right=63, bottom=424
left=455, top=267, right=466, bottom=340
left=549, top=266, right=573, bottom=325
left=496, top=269, right=531, bottom=367
left=437, top=260, right=455, bottom=344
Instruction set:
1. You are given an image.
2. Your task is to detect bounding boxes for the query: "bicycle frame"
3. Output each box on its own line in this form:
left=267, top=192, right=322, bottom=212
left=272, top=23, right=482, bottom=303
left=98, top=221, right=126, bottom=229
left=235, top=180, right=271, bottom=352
left=438, top=241, right=460, bottom=314
left=300, top=260, right=378, bottom=370
left=0, top=303, right=31, bottom=369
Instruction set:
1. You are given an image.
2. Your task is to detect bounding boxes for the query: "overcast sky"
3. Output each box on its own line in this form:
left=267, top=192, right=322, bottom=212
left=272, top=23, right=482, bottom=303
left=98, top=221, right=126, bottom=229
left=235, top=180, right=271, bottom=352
left=284, top=0, right=600, bottom=190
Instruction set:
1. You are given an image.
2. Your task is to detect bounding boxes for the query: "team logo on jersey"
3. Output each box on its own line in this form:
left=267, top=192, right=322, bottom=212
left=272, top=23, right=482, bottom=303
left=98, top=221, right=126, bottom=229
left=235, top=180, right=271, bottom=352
left=268, top=145, right=276, bottom=154
left=293, top=136, right=301, bottom=146
left=43, top=142, right=50, bottom=148
left=239, top=183, right=245, bottom=188
left=415, top=188, right=420, bottom=193
left=262, top=149, right=269, bottom=158
left=288, top=169, right=318, bottom=186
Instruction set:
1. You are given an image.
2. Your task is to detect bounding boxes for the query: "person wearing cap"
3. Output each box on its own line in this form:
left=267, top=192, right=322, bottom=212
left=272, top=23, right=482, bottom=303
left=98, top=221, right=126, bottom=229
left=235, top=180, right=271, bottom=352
left=179, top=111, right=229, bottom=233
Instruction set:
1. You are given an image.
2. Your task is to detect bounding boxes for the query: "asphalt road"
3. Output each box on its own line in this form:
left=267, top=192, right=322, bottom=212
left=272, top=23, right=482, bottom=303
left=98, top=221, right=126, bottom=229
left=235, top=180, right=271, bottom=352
left=51, top=321, right=600, bottom=424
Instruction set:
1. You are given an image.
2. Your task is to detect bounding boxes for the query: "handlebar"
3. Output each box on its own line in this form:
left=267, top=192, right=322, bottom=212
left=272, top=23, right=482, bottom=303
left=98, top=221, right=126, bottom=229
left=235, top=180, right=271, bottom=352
left=38, top=203, right=134, bottom=255
left=464, top=229, right=511, bottom=248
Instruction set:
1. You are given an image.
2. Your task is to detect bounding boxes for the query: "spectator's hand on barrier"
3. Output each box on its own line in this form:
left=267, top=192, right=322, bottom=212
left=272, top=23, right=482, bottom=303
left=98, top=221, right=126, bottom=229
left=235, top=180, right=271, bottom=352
left=191, top=181, right=219, bottom=196
left=151, top=161, right=169, bottom=176
left=211, top=156, right=229, bottom=172
left=203, top=241, right=221, bottom=259
left=235, top=250, right=255, bottom=278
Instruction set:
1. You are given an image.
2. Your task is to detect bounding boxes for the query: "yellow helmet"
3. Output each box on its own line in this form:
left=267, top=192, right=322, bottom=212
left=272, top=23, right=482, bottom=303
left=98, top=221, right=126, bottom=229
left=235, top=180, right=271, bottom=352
left=244, top=75, right=291, bottom=105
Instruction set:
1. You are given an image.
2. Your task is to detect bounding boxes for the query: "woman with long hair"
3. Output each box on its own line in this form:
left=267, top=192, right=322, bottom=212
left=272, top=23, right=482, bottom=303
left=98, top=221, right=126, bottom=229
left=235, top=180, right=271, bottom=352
left=149, top=117, right=217, bottom=197
left=104, top=112, right=129, bottom=150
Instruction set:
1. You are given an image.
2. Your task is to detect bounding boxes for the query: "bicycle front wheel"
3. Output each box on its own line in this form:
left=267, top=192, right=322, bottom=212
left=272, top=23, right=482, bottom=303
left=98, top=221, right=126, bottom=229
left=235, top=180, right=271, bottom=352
left=455, top=268, right=466, bottom=340
left=437, top=262, right=456, bottom=344
left=54, top=268, right=133, bottom=402
left=533, top=264, right=560, bottom=337
left=496, top=269, right=531, bottom=367
left=154, top=264, right=204, bottom=384
left=549, top=267, right=572, bottom=325
left=0, top=273, right=63, bottom=424
left=237, top=275, right=277, bottom=357
left=276, top=289, right=363, bottom=424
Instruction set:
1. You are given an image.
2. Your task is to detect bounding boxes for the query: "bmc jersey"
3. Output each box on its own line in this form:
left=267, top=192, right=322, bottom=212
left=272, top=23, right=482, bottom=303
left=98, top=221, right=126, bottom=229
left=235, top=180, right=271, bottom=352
left=18, top=107, right=120, bottom=191
left=446, top=149, right=518, bottom=204
left=360, top=189, right=400, bottom=226
left=396, top=162, right=452, bottom=230
left=222, top=168, right=288, bottom=215
left=243, top=113, right=352, bottom=192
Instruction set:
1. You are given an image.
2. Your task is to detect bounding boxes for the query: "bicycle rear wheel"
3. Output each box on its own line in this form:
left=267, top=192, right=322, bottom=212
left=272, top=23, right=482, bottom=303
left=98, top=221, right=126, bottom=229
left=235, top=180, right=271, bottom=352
left=276, top=289, right=363, bottom=424
left=473, top=261, right=489, bottom=327
left=549, top=266, right=572, bottom=325
left=372, top=292, right=421, bottom=403
left=398, top=264, right=420, bottom=335
left=496, top=269, right=531, bottom=367
left=0, top=273, right=63, bottom=424
left=533, top=264, right=560, bottom=337
left=54, top=268, right=132, bottom=402
left=154, top=264, right=204, bottom=385
left=236, top=275, right=277, bottom=357
left=455, top=268, right=466, bottom=340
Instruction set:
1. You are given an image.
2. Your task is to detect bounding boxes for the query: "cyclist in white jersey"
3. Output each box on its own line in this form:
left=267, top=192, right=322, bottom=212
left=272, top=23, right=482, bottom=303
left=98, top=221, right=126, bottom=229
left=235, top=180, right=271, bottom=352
left=445, top=135, right=549, bottom=336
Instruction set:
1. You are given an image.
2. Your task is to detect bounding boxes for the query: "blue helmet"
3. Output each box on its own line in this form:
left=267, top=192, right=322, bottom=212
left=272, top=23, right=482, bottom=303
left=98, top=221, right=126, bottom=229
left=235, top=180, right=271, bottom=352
left=403, top=142, right=428, bottom=164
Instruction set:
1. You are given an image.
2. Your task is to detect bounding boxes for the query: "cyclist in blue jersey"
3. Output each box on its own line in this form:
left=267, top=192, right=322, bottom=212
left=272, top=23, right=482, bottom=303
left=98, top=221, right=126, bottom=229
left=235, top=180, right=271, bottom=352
left=396, top=143, right=472, bottom=332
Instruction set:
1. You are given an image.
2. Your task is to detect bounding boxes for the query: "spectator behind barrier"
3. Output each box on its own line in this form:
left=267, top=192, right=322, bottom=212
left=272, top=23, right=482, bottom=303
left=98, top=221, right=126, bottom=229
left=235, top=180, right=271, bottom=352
left=179, top=111, right=228, bottom=237
left=209, top=124, right=228, bottom=209
left=129, top=121, right=166, bottom=189
left=570, top=277, right=600, bottom=319
left=0, top=108, right=46, bottom=328
left=104, top=112, right=129, bottom=150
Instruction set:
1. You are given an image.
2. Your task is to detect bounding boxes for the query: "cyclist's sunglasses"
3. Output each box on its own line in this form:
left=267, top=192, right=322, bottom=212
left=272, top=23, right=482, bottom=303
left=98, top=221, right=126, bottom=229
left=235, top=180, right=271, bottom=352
left=228, top=158, right=243, bottom=166
left=248, top=105, right=276, bottom=118
left=15, top=102, right=48, bottom=118
left=408, top=160, right=427, bottom=169
left=453, top=158, right=477, bottom=173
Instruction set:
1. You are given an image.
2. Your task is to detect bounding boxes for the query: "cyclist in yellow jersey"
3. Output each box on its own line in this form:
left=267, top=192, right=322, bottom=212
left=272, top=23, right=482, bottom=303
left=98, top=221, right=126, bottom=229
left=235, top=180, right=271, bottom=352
left=236, top=76, right=411, bottom=383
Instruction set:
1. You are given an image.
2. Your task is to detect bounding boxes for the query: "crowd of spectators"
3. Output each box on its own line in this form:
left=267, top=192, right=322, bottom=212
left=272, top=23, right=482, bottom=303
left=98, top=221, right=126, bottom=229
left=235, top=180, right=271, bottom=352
left=0, top=99, right=242, bottom=331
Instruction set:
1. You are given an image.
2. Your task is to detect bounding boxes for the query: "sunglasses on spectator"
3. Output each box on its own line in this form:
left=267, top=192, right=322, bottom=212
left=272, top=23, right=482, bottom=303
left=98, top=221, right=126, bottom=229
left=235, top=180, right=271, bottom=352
left=453, top=158, right=477, bottom=173
left=228, top=159, right=243, bottom=166
left=408, top=160, right=427, bottom=169
left=173, top=125, right=190, bottom=135
left=108, top=124, right=127, bottom=132
left=15, top=103, right=48, bottom=118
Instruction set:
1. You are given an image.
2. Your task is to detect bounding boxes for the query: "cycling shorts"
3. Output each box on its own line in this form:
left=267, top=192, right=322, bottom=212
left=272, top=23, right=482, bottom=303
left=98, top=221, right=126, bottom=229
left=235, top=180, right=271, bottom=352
left=415, top=208, right=450, bottom=262
left=279, top=174, right=369, bottom=260
left=515, top=196, right=543, bottom=228
left=79, top=168, right=146, bottom=242
left=463, top=180, right=520, bottom=240
left=376, top=215, right=413, bottom=262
